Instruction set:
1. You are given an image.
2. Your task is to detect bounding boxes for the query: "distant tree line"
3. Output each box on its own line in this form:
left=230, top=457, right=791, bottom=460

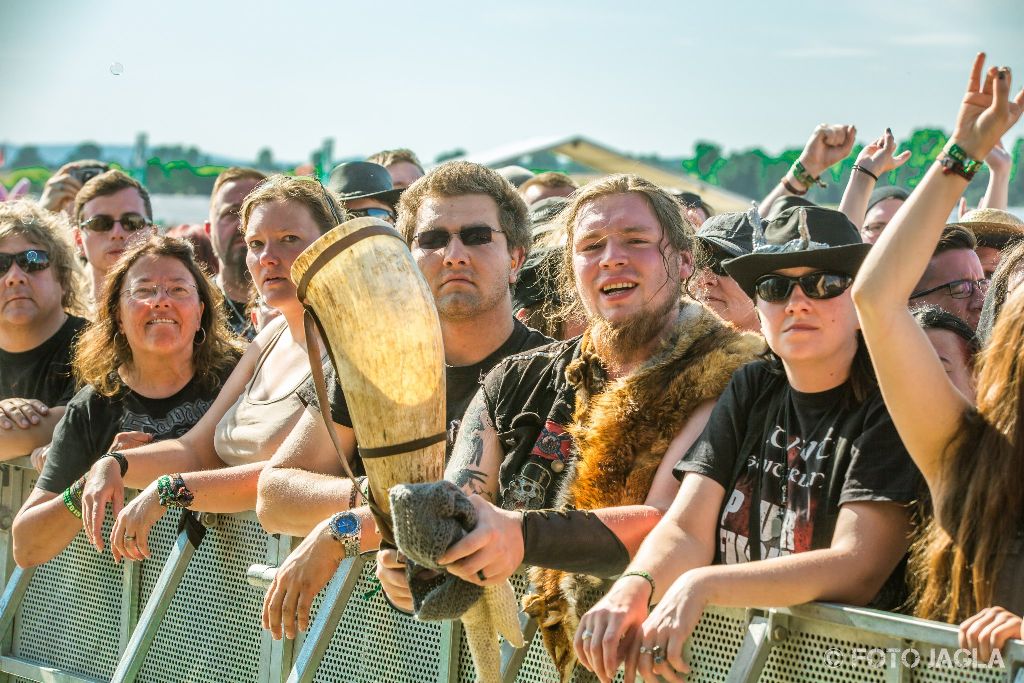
left=2, top=131, right=1022, bottom=207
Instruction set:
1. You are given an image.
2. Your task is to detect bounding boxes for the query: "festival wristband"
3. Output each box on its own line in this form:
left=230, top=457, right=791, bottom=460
left=937, top=142, right=983, bottom=181
left=62, top=476, right=86, bottom=519
left=851, top=164, right=879, bottom=182
left=791, top=160, right=827, bottom=189
left=520, top=509, right=630, bottom=578
left=156, top=474, right=194, bottom=509
left=101, top=451, right=129, bottom=477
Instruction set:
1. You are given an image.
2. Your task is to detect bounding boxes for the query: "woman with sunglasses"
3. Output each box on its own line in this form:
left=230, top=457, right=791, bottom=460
left=12, top=235, right=241, bottom=565
left=575, top=205, right=923, bottom=683
left=72, top=170, right=157, bottom=311
left=853, top=53, right=1024, bottom=660
left=16, top=175, right=350, bottom=566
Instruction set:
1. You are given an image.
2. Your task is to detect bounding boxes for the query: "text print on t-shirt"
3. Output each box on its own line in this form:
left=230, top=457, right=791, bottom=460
left=720, top=421, right=837, bottom=563
left=121, top=398, right=215, bottom=439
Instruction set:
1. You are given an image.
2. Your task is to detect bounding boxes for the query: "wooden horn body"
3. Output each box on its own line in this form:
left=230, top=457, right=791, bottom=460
left=291, top=217, right=445, bottom=517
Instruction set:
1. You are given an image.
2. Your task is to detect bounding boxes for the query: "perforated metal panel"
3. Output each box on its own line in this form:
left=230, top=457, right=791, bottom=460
left=13, top=516, right=125, bottom=680
left=313, top=556, right=448, bottom=682
left=134, top=514, right=270, bottom=683
left=137, top=509, right=183, bottom=605
left=682, top=607, right=751, bottom=681
left=761, top=622, right=890, bottom=682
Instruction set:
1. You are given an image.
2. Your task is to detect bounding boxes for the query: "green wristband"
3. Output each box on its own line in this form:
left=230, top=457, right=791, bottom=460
left=792, top=160, right=827, bottom=189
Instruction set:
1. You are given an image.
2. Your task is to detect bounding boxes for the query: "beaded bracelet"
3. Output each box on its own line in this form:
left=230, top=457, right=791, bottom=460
left=791, top=160, right=827, bottom=189
left=156, top=473, right=194, bottom=509
left=101, top=451, right=129, bottom=477
left=620, top=569, right=656, bottom=609
left=62, top=476, right=86, bottom=519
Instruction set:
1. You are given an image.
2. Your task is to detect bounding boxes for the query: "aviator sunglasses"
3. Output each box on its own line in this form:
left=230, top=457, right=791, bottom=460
left=754, top=271, right=853, bottom=303
left=79, top=212, right=152, bottom=233
left=0, top=249, right=51, bottom=276
left=413, top=226, right=505, bottom=251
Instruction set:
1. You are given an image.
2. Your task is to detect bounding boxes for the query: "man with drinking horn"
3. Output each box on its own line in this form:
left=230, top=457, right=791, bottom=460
left=257, top=161, right=551, bottom=639
left=381, top=174, right=764, bottom=678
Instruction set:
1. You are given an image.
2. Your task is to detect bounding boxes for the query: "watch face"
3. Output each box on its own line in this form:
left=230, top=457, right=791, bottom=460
left=332, top=513, right=359, bottom=536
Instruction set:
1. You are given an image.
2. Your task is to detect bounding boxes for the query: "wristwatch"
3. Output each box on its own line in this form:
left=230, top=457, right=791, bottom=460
left=326, top=511, right=361, bottom=558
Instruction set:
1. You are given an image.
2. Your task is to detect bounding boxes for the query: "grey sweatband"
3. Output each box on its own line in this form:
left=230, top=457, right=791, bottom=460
left=521, top=509, right=630, bottom=578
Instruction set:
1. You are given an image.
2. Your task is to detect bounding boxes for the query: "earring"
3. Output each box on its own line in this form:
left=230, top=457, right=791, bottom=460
left=194, top=328, right=207, bottom=346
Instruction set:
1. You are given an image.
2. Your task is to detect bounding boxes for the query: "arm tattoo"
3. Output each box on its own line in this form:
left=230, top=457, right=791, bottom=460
left=454, top=469, right=494, bottom=502
left=446, top=390, right=498, bottom=501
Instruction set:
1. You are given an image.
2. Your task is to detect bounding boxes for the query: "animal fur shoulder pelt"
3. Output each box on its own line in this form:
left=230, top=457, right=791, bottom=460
left=522, top=301, right=764, bottom=679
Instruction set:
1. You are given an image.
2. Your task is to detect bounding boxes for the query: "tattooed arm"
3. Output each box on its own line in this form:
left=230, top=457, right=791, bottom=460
left=443, top=389, right=505, bottom=503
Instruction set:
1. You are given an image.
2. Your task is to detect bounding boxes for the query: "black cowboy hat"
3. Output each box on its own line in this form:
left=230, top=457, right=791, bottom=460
left=327, top=161, right=403, bottom=208
left=696, top=210, right=757, bottom=259
left=723, top=205, right=871, bottom=299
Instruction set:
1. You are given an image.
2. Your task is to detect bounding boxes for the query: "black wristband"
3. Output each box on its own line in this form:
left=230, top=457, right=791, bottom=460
left=521, top=509, right=630, bottom=578
left=852, top=164, right=879, bottom=182
left=102, top=451, right=128, bottom=477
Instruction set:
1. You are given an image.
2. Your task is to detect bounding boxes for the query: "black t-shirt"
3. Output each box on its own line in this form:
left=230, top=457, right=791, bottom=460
left=36, top=367, right=234, bottom=494
left=298, top=319, right=551, bottom=457
left=222, top=298, right=255, bottom=341
left=675, top=361, right=924, bottom=568
left=0, top=315, right=88, bottom=406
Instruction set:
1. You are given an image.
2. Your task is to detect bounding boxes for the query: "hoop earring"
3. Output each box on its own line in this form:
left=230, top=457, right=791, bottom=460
left=113, top=330, right=125, bottom=346
left=194, top=328, right=207, bottom=346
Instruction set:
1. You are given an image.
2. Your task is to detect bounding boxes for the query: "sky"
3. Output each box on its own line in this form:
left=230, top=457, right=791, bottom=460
left=2, top=0, right=1023, bottom=165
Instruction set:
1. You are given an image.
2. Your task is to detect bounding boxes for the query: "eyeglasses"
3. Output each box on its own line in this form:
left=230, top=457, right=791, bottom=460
left=348, top=207, right=396, bottom=222
left=0, top=250, right=51, bottom=276
left=122, top=283, right=198, bottom=302
left=754, top=271, right=854, bottom=303
left=413, top=226, right=504, bottom=251
left=79, top=213, right=151, bottom=233
left=910, top=278, right=990, bottom=300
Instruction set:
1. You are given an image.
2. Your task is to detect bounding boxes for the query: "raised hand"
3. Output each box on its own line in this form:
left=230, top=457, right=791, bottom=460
left=952, top=53, right=1024, bottom=161
left=799, top=124, right=858, bottom=177
left=855, top=128, right=912, bottom=178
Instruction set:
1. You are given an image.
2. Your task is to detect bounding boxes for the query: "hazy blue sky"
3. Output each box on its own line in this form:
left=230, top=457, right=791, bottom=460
left=2, top=0, right=1023, bottom=164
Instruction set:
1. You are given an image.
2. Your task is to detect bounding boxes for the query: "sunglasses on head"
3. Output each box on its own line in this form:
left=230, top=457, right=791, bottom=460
left=754, top=271, right=854, bottom=303
left=413, top=226, right=504, bottom=251
left=348, top=207, right=395, bottom=222
left=79, top=213, right=151, bottom=233
left=0, top=250, right=50, bottom=276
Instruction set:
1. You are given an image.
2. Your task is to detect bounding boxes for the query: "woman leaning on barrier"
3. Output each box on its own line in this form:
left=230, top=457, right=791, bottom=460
left=852, top=53, right=1024, bottom=662
left=12, top=236, right=242, bottom=566
left=65, top=175, right=350, bottom=566
left=574, top=204, right=925, bottom=683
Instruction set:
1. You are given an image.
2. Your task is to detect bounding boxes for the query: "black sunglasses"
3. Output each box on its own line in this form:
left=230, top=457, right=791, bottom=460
left=0, top=249, right=51, bottom=276
left=79, top=212, right=151, bottom=233
left=413, top=226, right=504, bottom=251
left=754, top=271, right=854, bottom=303
left=348, top=207, right=395, bottom=222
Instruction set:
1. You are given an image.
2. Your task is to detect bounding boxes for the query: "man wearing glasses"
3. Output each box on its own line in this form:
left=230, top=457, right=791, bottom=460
left=257, top=161, right=553, bottom=639
left=0, top=201, right=88, bottom=462
left=909, top=225, right=987, bottom=329
left=72, top=170, right=156, bottom=309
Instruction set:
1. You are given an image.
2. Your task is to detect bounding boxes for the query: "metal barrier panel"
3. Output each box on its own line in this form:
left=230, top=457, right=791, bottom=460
left=311, top=555, right=451, bottom=683
left=132, top=512, right=278, bottom=683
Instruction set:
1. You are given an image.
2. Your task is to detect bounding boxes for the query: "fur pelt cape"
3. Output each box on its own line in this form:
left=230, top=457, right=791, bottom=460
left=521, top=300, right=764, bottom=679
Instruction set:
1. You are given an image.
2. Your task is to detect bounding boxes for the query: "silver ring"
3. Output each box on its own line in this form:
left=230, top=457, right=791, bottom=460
left=124, top=534, right=136, bottom=541
left=653, top=654, right=666, bottom=665
left=639, top=645, right=651, bottom=655
left=581, top=630, right=593, bottom=641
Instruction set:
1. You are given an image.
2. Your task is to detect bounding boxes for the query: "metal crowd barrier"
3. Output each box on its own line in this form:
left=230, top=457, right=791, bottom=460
left=0, top=457, right=1021, bottom=682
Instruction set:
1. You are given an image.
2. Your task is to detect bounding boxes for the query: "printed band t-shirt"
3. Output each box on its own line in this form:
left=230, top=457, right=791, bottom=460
left=298, top=318, right=550, bottom=457
left=36, top=370, right=232, bottom=493
left=675, top=361, right=924, bottom=565
left=0, top=315, right=88, bottom=406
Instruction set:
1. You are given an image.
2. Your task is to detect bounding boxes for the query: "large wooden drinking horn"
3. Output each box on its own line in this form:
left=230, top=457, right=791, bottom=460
left=291, top=216, right=445, bottom=540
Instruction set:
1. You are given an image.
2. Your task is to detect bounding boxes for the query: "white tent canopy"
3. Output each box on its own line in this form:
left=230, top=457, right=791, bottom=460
left=452, top=135, right=754, bottom=213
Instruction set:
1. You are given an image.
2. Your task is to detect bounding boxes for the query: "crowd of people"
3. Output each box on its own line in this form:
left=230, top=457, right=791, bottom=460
left=1, top=52, right=1023, bottom=681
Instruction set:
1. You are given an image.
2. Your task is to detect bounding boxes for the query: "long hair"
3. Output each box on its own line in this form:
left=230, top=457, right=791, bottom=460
left=911, top=285, right=1024, bottom=622
left=760, top=330, right=877, bottom=406
left=74, top=235, right=242, bottom=397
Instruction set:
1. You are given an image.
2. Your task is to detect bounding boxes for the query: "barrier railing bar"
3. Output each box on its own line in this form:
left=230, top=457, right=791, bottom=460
left=118, top=550, right=141, bottom=654
left=500, top=607, right=537, bottom=683
left=109, top=529, right=198, bottom=683
left=723, top=614, right=771, bottom=683
left=0, top=567, right=34, bottom=644
left=284, top=555, right=362, bottom=683
left=439, top=618, right=461, bottom=683
left=0, top=654, right=105, bottom=683
left=264, top=532, right=297, bottom=683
